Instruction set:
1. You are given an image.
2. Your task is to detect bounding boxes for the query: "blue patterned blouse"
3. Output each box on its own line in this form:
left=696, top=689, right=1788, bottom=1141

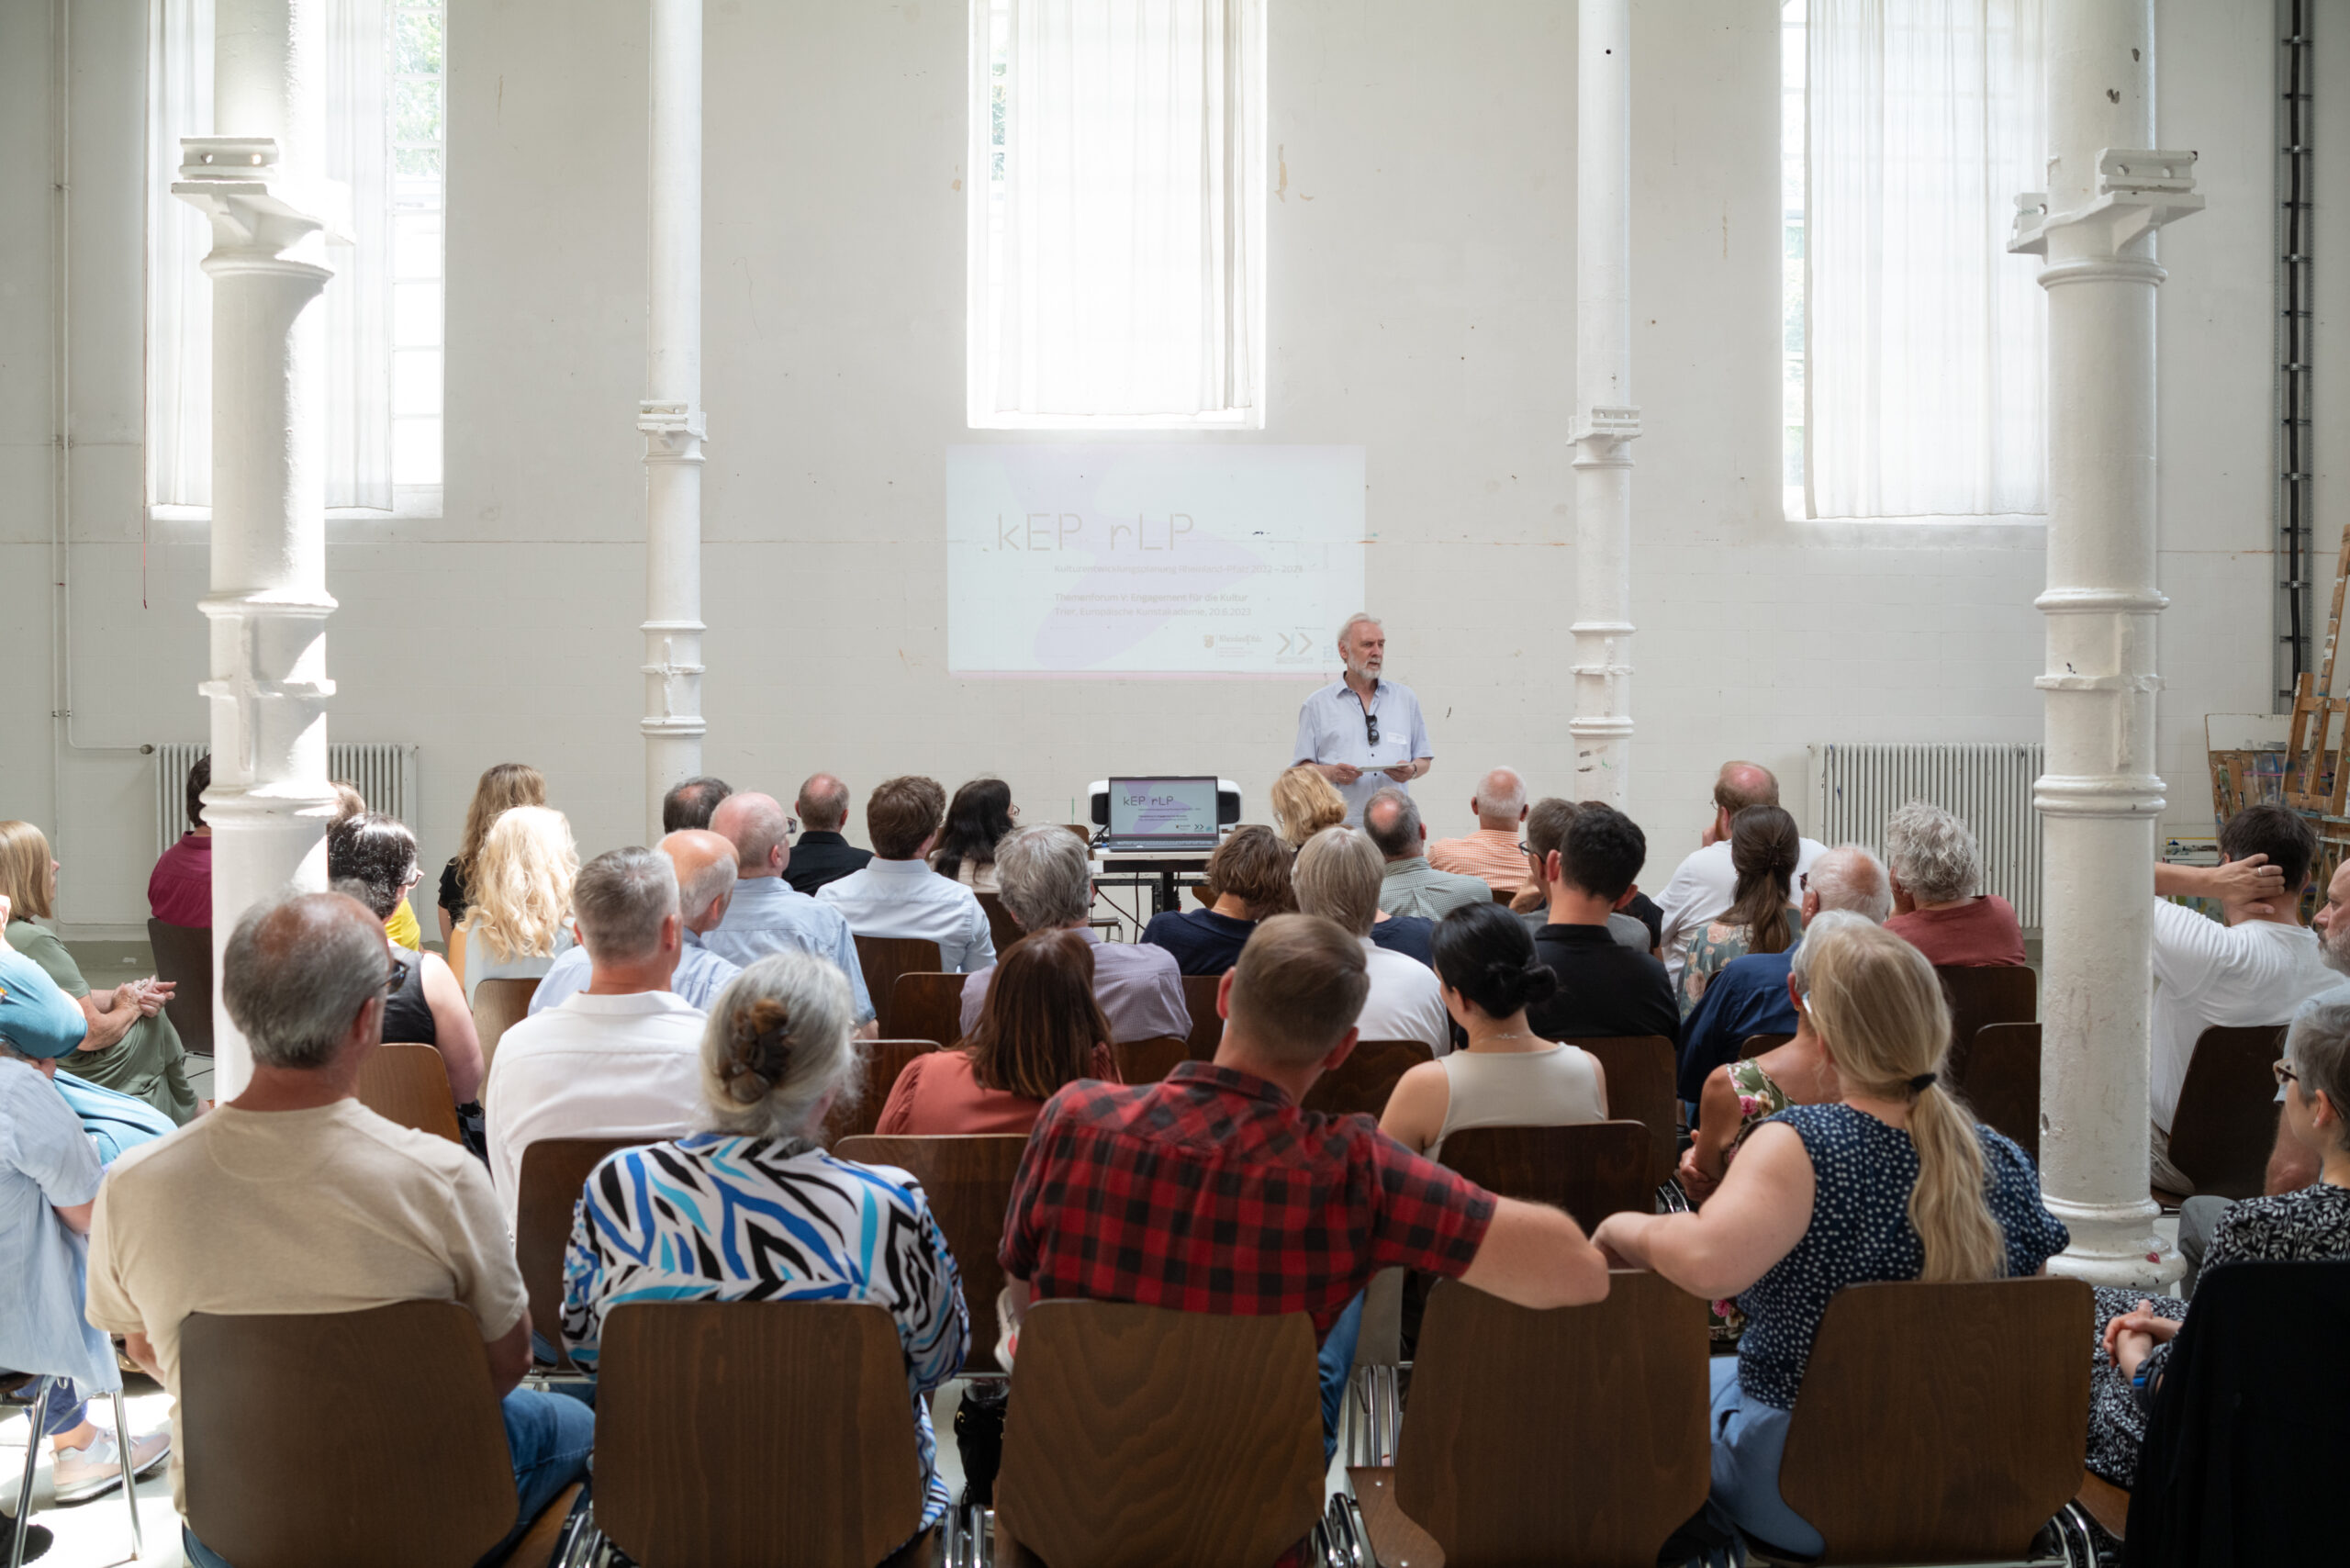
left=563, top=1134, right=970, bottom=1527
left=1734, top=1103, right=2069, bottom=1410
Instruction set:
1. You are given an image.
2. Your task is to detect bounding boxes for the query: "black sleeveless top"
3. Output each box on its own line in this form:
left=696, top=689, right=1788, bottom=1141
left=382, top=947, right=438, bottom=1047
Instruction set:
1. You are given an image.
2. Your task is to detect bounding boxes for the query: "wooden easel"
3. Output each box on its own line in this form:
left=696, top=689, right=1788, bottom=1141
left=2281, top=524, right=2350, bottom=898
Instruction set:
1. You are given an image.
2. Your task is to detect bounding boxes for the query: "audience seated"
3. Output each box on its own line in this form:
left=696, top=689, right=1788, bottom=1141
left=1002, top=913, right=1610, bottom=1455
left=880, top=928, right=1120, bottom=1135
left=1140, top=824, right=1295, bottom=976
left=782, top=772, right=873, bottom=896
left=1676, top=845, right=1890, bottom=1102
left=1427, top=767, right=1531, bottom=894
left=0, top=932, right=168, bottom=1529
left=1678, top=804, right=1804, bottom=1019
left=531, top=829, right=744, bottom=1015
left=564, top=951, right=968, bottom=1534
left=329, top=812, right=484, bottom=1109
left=1364, top=789, right=1492, bottom=920
left=1269, top=762, right=1348, bottom=852
left=1368, top=906, right=1438, bottom=966
left=483, top=848, right=707, bottom=1229
left=1655, top=762, right=1828, bottom=989
left=819, top=776, right=997, bottom=974
left=330, top=782, right=420, bottom=950
left=1522, top=804, right=1681, bottom=1046
left=1595, top=919, right=2068, bottom=1558
left=956, top=826, right=1186, bottom=1040
left=661, top=774, right=733, bottom=834
left=86, top=891, right=593, bottom=1568
left=1514, top=797, right=1651, bottom=954
left=2141, top=803, right=2335, bottom=1194
left=439, top=762, right=546, bottom=949
left=1, top=820, right=195, bottom=1125
left=2086, top=996, right=2350, bottom=1492
left=1292, top=828, right=1450, bottom=1054
left=931, top=777, right=1017, bottom=893
left=1881, top=801, right=2025, bottom=967
left=147, top=754, right=211, bottom=930
left=1379, top=902, right=1607, bottom=1159
left=701, top=792, right=878, bottom=1029
left=458, top=804, right=579, bottom=1006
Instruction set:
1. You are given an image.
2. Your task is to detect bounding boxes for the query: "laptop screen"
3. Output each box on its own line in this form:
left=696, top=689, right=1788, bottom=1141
left=1107, top=777, right=1220, bottom=839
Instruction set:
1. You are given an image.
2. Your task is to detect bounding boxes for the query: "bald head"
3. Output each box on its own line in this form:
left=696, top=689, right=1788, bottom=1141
left=797, top=773, right=852, bottom=834
left=1715, top=762, right=1780, bottom=815
left=659, top=829, right=740, bottom=932
left=711, top=790, right=792, bottom=879
left=1472, top=767, right=1528, bottom=830
left=1361, top=789, right=1423, bottom=861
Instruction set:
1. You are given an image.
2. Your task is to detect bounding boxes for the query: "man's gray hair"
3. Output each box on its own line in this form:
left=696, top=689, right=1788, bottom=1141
left=2288, top=999, right=2350, bottom=1140
left=1361, top=788, right=1421, bottom=860
left=1293, top=826, right=1383, bottom=937
left=1337, top=612, right=1382, bottom=651
left=701, top=950, right=859, bottom=1139
left=677, top=852, right=736, bottom=926
left=1807, top=845, right=1893, bottom=924
left=1882, top=800, right=1983, bottom=905
left=1474, top=767, right=1528, bottom=825
left=994, top=825, right=1091, bottom=932
left=1789, top=908, right=1881, bottom=1000
left=573, top=847, right=678, bottom=963
left=222, top=890, right=390, bottom=1070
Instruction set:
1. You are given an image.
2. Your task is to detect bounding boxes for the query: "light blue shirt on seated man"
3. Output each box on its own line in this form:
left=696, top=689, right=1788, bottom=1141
left=701, top=878, right=878, bottom=1025
left=817, top=858, right=998, bottom=975
left=1292, top=675, right=1432, bottom=824
left=528, top=927, right=744, bottom=1018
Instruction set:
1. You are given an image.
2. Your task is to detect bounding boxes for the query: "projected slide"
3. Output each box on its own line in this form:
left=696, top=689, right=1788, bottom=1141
left=946, top=444, right=1366, bottom=676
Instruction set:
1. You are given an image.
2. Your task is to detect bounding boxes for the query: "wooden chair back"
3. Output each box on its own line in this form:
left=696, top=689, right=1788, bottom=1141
left=976, top=891, right=1025, bottom=956
left=180, top=1302, right=517, bottom=1568
left=1439, top=1121, right=1652, bottom=1232
left=1935, top=964, right=2037, bottom=1084
left=595, top=1302, right=925, bottom=1568
left=1777, top=1277, right=2091, bottom=1563
left=470, top=977, right=540, bottom=1074
left=354, top=1044, right=462, bottom=1143
left=1964, top=1023, right=2042, bottom=1161
left=822, top=1039, right=938, bottom=1147
left=890, top=971, right=968, bottom=1048
left=1568, top=1035, right=1678, bottom=1188
left=1181, top=974, right=1225, bottom=1058
left=2165, top=1023, right=2290, bottom=1201
left=835, top=1134, right=1028, bottom=1366
left=146, top=918, right=215, bottom=1056
left=1741, top=1032, right=1793, bottom=1059
left=853, top=936, right=944, bottom=1038
left=516, top=1137, right=645, bottom=1370
left=1490, top=885, right=1516, bottom=903
left=1111, top=1036, right=1188, bottom=1085
left=1300, top=1038, right=1434, bottom=1119
left=1389, top=1273, right=1710, bottom=1567
left=995, top=1302, right=1325, bottom=1568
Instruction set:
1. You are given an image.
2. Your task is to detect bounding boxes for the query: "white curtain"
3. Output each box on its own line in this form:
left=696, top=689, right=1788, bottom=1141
left=1807, top=0, right=2046, bottom=520
left=983, top=0, right=1264, bottom=420
left=148, top=0, right=394, bottom=511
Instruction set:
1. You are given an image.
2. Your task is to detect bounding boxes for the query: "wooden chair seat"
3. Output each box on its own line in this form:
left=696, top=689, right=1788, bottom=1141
left=355, top=1044, right=462, bottom=1143
left=515, top=1137, right=649, bottom=1371
left=890, top=970, right=968, bottom=1049
left=1741, top=1032, right=1793, bottom=1059
left=1301, top=1037, right=1434, bottom=1119
left=1567, top=1035, right=1678, bottom=1189
left=1935, top=964, right=2036, bottom=1086
left=1438, top=1121, right=1652, bottom=1232
left=976, top=891, right=1024, bottom=957
left=2075, top=1473, right=2129, bottom=1542
left=854, top=935, right=945, bottom=1038
left=2165, top=1023, right=2290, bottom=1201
left=146, top=918, right=215, bottom=1056
left=469, top=976, right=540, bottom=1075
left=1111, top=1035, right=1188, bottom=1085
left=822, top=1039, right=937, bottom=1147
left=835, top=1134, right=1028, bottom=1367
left=1965, top=1022, right=2042, bottom=1162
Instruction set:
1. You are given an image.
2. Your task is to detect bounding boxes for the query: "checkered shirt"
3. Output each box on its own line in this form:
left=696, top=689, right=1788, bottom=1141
left=1001, top=1060, right=1496, bottom=1340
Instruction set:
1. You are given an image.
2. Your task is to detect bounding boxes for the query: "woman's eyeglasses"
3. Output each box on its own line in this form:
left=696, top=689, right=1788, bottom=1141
left=2273, top=1058, right=2301, bottom=1089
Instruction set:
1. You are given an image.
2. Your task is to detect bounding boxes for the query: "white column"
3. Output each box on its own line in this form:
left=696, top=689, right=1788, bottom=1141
left=175, top=0, right=341, bottom=1096
left=2012, top=1, right=2201, bottom=1286
left=1569, top=0, right=1637, bottom=808
left=640, top=0, right=707, bottom=844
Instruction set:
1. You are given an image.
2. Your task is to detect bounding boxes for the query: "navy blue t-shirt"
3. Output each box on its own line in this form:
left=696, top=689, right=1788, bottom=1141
left=1140, top=908, right=1259, bottom=976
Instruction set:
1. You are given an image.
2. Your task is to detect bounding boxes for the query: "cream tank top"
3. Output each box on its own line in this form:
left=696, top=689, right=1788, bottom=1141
left=1429, top=1042, right=1607, bottom=1160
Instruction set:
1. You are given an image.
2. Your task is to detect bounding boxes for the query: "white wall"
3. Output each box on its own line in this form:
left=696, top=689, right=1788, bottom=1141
left=0, top=0, right=2292, bottom=936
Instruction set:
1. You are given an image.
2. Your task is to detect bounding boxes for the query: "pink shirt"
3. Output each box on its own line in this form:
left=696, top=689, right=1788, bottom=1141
left=1886, top=896, right=2028, bottom=968
left=1427, top=827, right=1527, bottom=893
left=875, top=1046, right=1119, bottom=1137
left=148, top=834, right=212, bottom=927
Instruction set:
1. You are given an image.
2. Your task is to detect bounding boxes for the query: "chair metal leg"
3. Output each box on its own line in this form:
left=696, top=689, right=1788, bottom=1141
left=107, top=1389, right=141, bottom=1561
left=1322, top=1493, right=1369, bottom=1568
left=8, top=1380, right=53, bottom=1568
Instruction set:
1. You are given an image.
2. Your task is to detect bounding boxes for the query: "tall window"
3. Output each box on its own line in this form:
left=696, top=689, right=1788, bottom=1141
left=147, top=0, right=446, bottom=518
left=1785, top=0, right=2046, bottom=521
left=967, top=0, right=1267, bottom=429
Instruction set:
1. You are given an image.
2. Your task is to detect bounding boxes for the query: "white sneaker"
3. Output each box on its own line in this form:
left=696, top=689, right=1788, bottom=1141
left=49, top=1428, right=170, bottom=1504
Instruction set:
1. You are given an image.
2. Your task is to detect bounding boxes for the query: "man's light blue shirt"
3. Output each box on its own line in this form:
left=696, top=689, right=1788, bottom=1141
left=1292, top=677, right=1433, bottom=823
left=815, top=859, right=997, bottom=975
left=528, top=928, right=745, bottom=1019
left=0, top=1061, right=121, bottom=1393
left=702, top=877, right=878, bottom=1024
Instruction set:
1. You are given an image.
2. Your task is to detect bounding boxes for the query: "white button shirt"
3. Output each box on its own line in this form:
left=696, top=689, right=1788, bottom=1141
left=1292, top=678, right=1433, bottom=823
left=1653, top=836, right=1829, bottom=989
left=2148, top=901, right=2335, bottom=1134
left=817, top=858, right=998, bottom=974
left=482, top=989, right=709, bottom=1233
left=1356, top=936, right=1453, bottom=1057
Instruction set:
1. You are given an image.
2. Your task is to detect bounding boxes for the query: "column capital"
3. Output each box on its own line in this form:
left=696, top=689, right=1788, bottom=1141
left=2009, top=148, right=2202, bottom=263
left=173, top=137, right=333, bottom=265
left=640, top=400, right=708, bottom=464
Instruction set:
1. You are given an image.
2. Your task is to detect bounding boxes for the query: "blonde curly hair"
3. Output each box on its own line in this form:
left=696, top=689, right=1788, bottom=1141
left=459, top=805, right=577, bottom=963
left=1270, top=765, right=1348, bottom=850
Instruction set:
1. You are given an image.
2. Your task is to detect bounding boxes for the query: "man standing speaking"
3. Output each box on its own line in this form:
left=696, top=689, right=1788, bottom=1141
left=1292, top=613, right=1434, bottom=823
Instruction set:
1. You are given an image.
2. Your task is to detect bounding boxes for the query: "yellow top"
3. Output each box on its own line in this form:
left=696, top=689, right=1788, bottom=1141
left=384, top=896, right=422, bottom=951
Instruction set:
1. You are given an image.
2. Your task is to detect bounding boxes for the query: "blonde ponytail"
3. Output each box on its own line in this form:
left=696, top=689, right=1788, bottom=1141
left=1801, top=919, right=2009, bottom=1282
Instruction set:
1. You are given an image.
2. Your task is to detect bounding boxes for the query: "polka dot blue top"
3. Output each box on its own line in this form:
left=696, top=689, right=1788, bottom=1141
left=1735, top=1103, right=2070, bottom=1411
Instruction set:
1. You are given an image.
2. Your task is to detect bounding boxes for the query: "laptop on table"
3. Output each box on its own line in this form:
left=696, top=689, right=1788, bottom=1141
left=1101, top=777, right=1222, bottom=853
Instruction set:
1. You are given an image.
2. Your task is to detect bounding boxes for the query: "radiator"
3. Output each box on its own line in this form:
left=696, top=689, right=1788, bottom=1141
left=1809, top=743, right=2045, bottom=932
left=156, top=743, right=420, bottom=854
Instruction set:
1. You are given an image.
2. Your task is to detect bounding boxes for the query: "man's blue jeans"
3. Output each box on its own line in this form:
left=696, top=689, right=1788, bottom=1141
left=1316, top=1291, right=1366, bottom=1463
left=183, top=1386, right=593, bottom=1568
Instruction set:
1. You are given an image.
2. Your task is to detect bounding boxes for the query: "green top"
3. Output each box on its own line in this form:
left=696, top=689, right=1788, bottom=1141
left=8, top=919, right=196, bottom=1125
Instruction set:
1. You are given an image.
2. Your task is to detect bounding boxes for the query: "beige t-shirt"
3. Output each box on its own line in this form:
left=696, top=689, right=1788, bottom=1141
left=84, top=1099, right=527, bottom=1509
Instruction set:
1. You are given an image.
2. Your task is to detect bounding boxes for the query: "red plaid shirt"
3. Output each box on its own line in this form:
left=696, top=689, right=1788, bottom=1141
left=1001, top=1060, right=1496, bottom=1339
